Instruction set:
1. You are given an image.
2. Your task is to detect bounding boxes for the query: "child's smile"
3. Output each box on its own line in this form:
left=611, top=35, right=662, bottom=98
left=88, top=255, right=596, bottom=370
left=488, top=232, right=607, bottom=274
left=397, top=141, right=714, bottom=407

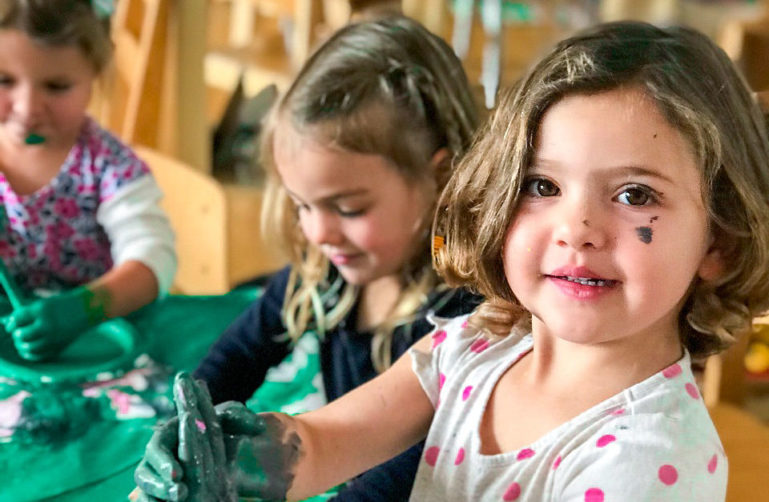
left=543, top=265, right=620, bottom=300
left=503, top=87, right=722, bottom=348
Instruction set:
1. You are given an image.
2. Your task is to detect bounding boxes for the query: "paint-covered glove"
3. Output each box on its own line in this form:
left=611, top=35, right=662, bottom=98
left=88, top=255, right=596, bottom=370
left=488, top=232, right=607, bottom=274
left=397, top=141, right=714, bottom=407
left=133, top=372, right=301, bottom=502
left=4, top=286, right=107, bottom=361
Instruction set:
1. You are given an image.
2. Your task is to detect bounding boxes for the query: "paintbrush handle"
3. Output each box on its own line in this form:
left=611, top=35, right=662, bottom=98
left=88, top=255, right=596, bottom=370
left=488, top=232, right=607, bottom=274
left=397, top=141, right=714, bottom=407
left=0, top=259, right=24, bottom=309
left=0, top=205, right=23, bottom=309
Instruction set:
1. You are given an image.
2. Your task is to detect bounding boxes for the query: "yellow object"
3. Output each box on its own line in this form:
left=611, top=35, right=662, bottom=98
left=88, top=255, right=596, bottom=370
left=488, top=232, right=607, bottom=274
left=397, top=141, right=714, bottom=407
left=745, top=341, right=769, bottom=374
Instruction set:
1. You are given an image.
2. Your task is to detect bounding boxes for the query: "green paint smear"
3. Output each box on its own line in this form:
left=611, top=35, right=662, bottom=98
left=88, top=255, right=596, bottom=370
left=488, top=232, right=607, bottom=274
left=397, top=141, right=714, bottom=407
left=24, top=133, right=46, bottom=145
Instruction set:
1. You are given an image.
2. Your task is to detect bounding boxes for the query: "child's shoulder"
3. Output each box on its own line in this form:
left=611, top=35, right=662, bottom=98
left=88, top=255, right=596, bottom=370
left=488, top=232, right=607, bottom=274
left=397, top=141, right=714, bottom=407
left=553, top=355, right=725, bottom=499
left=78, top=118, right=147, bottom=168
left=421, top=311, right=531, bottom=365
left=71, top=118, right=151, bottom=193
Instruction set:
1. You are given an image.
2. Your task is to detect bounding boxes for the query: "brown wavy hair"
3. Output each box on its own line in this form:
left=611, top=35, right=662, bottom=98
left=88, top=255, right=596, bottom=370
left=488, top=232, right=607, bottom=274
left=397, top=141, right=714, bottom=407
left=434, top=21, right=769, bottom=359
left=260, top=15, right=479, bottom=371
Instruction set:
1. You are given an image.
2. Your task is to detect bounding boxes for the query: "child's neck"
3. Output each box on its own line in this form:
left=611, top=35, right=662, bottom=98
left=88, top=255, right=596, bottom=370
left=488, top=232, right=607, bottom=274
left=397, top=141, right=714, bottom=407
left=356, top=274, right=402, bottom=332
left=525, top=322, right=683, bottom=397
left=479, top=324, right=683, bottom=454
left=0, top=137, right=75, bottom=195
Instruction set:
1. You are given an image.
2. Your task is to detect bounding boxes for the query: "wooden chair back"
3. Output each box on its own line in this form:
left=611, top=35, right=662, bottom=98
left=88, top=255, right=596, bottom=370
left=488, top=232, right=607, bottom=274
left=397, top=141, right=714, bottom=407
left=98, top=0, right=169, bottom=148
left=134, top=146, right=230, bottom=294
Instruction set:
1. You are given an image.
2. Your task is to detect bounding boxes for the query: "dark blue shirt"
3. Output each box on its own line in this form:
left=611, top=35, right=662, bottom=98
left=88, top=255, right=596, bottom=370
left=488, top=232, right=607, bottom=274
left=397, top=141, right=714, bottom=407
left=194, top=266, right=481, bottom=501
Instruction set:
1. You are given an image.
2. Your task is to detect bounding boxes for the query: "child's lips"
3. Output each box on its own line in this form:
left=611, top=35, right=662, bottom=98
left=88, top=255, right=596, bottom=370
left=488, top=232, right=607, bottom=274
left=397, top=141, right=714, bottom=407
left=328, top=252, right=362, bottom=266
left=545, top=275, right=619, bottom=287
left=545, top=265, right=620, bottom=297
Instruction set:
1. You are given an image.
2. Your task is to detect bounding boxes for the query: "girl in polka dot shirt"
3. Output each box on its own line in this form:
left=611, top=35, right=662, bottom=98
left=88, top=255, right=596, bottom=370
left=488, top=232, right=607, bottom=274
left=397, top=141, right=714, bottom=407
left=130, top=21, right=769, bottom=502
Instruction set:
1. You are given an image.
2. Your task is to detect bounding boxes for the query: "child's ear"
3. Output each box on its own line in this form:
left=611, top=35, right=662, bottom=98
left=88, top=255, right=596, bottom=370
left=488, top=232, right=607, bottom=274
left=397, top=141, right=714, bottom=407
left=430, top=148, right=450, bottom=171
left=430, top=148, right=451, bottom=188
left=697, top=239, right=726, bottom=282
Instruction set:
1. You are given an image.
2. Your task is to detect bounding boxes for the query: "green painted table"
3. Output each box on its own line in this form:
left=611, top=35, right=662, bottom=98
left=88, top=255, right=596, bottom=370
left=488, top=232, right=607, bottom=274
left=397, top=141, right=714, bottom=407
left=0, top=289, right=259, bottom=502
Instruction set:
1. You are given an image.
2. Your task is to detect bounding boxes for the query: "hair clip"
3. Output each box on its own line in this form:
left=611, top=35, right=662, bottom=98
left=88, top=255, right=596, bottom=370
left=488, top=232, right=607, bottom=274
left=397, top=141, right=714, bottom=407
left=91, top=0, right=115, bottom=19
left=432, top=235, right=445, bottom=257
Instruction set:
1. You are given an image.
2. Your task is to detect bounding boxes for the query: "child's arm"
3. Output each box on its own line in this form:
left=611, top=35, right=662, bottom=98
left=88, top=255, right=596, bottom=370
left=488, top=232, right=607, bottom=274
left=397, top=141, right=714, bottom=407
left=86, top=259, right=160, bottom=317
left=135, top=335, right=436, bottom=501
left=5, top=174, right=175, bottom=362
left=286, top=334, right=434, bottom=499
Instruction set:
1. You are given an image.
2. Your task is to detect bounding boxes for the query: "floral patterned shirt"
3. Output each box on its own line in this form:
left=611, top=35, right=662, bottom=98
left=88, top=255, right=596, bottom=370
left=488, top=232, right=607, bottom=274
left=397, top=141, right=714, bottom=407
left=0, top=118, right=150, bottom=293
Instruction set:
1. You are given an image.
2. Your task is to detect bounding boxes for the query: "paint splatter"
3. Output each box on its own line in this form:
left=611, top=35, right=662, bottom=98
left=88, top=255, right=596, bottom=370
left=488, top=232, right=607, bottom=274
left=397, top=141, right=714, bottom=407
left=636, top=226, right=652, bottom=244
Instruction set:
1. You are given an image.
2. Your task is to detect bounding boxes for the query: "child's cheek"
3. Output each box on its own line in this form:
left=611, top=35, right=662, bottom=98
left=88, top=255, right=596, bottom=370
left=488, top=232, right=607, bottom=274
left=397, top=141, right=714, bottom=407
left=633, top=215, right=659, bottom=245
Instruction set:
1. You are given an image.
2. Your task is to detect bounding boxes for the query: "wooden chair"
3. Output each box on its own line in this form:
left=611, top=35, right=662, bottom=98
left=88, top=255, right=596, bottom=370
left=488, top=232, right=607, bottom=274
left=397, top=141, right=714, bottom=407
left=134, top=146, right=228, bottom=294
left=134, top=146, right=286, bottom=295
left=95, top=0, right=169, bottom=149
left=92, top=0, right=211, bottom=171
left=719, top=9, right=769, bottom=92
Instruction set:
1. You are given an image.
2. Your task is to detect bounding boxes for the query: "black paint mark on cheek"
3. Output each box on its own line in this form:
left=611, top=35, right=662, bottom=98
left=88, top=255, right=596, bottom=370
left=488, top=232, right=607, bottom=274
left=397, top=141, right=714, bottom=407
left=636, top=226, right=653, bottom=244
left=650, top=216, right=658, bottom=224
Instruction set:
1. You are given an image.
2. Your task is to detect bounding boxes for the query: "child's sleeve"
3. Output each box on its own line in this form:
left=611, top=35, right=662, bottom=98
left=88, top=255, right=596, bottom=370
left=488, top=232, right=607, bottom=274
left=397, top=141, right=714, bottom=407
left=554, top=416, right=727, bottom=501
left=96, top=176, right=177, bottom=295
left=409, top=314, right=474, bottom=408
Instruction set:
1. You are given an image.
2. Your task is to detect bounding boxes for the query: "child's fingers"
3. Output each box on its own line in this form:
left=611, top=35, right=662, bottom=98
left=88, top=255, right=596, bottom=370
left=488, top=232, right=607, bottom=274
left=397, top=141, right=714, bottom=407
left=13, top=335, right=57, bottom=361
left=173, top=373, right=201, bottom=463
left=4, top=306, right=37, bottom=331
left=143, top=418, right=184, bottom=482
left=128, top=487, right=165, bottom=502
left=133, top=459, right=188, bottom=502
left=192, top=379, right=227, bottom=466
left=217, top=401, right=267, bottom=437
left=174, top=373, right=219, bottom=497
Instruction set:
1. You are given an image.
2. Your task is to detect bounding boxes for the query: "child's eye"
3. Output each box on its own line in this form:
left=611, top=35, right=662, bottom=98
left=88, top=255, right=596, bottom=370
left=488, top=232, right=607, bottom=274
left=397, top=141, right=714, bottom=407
left=45, top=81, right=73, bottom=93
left=289, top=199, right=309, bottom=214
left=616, top=185, right=657, bottom=206
left=0, top=75, right=14, bottom=87
left=523, top=177, right=560, bottom=197
left=336, top=207, right=365, bottom=218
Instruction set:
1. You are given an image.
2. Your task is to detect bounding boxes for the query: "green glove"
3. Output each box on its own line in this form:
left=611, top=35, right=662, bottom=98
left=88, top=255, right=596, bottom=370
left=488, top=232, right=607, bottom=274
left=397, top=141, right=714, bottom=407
left=4, top=286, right=108, bottom=361
left=134, top=373, right=303, bottom=502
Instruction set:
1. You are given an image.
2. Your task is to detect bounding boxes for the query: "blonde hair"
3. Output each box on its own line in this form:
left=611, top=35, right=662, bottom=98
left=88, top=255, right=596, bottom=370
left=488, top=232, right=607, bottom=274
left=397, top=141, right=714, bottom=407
left=261, top=15, right=478, bottom=371
left=0, top=0, right=112, bottom=73
left=435, top=21, right=769, bottom=359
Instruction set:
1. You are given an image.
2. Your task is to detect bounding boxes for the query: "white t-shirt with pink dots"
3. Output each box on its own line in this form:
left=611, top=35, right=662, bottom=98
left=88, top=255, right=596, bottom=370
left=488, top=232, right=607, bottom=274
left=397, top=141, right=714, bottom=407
left=408, top=314, right=727, bottom=501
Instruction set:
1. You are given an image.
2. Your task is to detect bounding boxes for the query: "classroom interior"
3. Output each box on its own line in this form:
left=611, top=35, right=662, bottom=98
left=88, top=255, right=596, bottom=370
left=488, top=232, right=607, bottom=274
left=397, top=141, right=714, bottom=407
left=84, top=0, right=769, bottom=500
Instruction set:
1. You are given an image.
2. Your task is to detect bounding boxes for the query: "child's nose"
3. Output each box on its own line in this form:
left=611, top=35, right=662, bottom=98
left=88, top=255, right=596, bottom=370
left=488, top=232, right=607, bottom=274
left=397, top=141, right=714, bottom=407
left=303, top=210, right=343, bottom=247
left=12, top=85, right=43, bottom=121
left=553, top=201, right=606, bottom=250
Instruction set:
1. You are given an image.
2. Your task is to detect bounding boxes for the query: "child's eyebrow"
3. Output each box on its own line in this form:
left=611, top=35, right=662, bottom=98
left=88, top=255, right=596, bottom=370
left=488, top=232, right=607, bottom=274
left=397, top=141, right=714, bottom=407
left=529, top=159, right=676, bottom=185
left=613, top=165, right=675, bottom=184
left=285, top=187, right=369, bottom=204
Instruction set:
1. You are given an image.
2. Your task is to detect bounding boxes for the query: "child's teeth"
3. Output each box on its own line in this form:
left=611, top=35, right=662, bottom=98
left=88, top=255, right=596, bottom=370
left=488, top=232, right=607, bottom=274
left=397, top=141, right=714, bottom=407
left=565, top=276, right=607, bottom=286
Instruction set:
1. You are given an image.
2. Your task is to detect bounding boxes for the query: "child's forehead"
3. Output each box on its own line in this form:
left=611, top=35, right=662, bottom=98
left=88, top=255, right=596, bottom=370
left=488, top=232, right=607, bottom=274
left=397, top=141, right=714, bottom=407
left=528, top=88, right=703, bottom=182
left=0, top=28, right=93, bottom=73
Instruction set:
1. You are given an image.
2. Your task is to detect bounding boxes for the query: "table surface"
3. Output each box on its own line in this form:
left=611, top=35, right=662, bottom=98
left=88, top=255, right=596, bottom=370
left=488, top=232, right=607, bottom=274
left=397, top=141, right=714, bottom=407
left=0, top=289, right=259, bottom=502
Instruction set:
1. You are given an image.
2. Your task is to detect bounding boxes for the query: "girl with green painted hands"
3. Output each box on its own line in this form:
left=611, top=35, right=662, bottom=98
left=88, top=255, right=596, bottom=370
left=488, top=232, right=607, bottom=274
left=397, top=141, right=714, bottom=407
left=0, top=0, right=176, bottom=361
left=134, top=372, right=299, bottom=502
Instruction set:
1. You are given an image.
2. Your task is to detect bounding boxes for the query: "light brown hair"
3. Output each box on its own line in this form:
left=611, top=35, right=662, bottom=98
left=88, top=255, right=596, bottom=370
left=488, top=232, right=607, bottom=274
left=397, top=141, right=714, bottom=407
left=435, top=21, right=769, bottom=358
left=261, top=15, right=479, bottom=371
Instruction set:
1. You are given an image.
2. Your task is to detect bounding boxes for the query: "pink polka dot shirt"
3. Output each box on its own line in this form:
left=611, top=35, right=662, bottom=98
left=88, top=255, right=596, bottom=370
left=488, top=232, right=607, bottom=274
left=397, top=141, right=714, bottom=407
left=408, top=314, right=727, bottom=501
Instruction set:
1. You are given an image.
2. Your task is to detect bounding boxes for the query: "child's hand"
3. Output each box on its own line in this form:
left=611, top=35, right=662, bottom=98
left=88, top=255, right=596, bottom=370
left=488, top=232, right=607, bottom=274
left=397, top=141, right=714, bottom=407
left=134, top=372, right=238, bottom=501
left=4, top=286, right=106, bottom=361
left=134, top=373, right=302, bottom=501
